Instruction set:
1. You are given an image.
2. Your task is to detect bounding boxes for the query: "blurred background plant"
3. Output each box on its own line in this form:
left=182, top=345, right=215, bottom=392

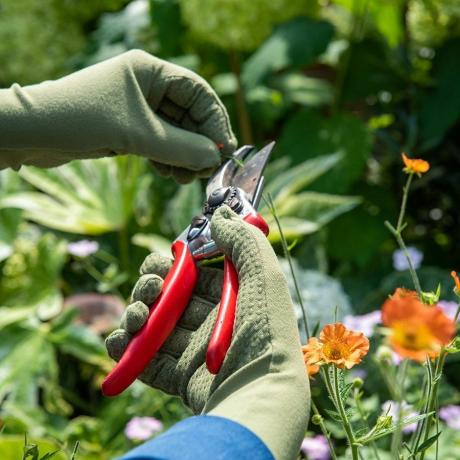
left=0, top=0, right=459, bottom=458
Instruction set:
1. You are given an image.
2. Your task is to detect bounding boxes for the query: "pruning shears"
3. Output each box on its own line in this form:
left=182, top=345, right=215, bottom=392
left=102, top=142, right=275, bottom=396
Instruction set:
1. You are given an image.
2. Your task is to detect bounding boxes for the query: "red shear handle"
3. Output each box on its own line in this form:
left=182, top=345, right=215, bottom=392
left=102, top=240, right=198, bottom=396
left=206, top=213, right=269, bottom=374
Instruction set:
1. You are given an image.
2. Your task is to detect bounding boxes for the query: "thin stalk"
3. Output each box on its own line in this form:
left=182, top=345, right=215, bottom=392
left=391, top=360, right=409, bottom=458
left=229, top=51, right=253, bottom=145
left=312, top=401, right=338, bottom=460
left=354, top=388, right=381, bottom=460
left=332, top=367, right=359, bottom=460
left=264, top=194, right=310, bottom=338
left=396, top=173, right=413, bottom=232
left=411, top=362, right=433, bottom=452
left=385, top=172, right=422, bottom=297
left=419, top=352, right=447, bottom=460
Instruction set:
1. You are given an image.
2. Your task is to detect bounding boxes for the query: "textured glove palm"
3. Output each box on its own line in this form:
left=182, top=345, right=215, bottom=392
left=106, top=206, right=310, bottom=460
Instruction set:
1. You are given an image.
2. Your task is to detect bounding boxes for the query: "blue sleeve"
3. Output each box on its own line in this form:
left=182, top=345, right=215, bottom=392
left=120, top=415, right=274, bottom=460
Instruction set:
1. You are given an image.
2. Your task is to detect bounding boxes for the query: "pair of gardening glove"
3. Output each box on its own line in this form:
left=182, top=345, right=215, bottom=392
left=106, top=206, right=310, bottom=460
left=0, top=49, right=236, bottom=182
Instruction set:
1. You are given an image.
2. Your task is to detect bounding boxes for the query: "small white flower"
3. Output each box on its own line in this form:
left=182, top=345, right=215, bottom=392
left=67, top=240, right=99, bottom=258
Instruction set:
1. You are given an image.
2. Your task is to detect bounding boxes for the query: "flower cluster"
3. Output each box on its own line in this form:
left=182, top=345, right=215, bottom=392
left=382, top=288, right=455, bottom=362
left=302, top=323, right=370, bottom=376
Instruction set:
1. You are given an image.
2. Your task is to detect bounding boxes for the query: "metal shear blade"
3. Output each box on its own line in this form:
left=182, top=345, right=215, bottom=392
left=206, top=141, right=275, bottom=208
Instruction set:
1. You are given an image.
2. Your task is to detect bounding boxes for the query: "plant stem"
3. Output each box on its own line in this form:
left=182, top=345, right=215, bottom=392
left=384, top=173, right=422, bottom=297
left=397, top=173, right=413, bottom=232
left=229, top=51, right=253, bottom=145
left=263, top=194, right=310, bottom=338
left=418, top=352, right=447, bottom=460
left=312, top=401, right=338, bottom=460
left=332, top=366, right=359, bottom=460
left=391, top=360, right=409, bottom=458
left=354, top=388, right=381, bottom=460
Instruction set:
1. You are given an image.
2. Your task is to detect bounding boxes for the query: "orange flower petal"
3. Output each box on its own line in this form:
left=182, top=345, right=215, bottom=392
left=451, top=271, right=460, bottom=293
left=401, top=153, right=430, bottom=176
left=382, top=288, right=455, bottom=362
left=319, top=323, right=370, bottom=369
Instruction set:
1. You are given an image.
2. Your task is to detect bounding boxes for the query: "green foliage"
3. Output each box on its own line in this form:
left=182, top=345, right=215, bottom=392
left=242, top=17, right=334, bottom=87
left=179, top=0, right=317, bottom=51
left=0, top=157, right=146, bottom=235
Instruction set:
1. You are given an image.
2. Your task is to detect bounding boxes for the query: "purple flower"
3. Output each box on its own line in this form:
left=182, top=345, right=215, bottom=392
left=439, top=405, right=460, bottom=430
left=67, top=240, right=99, bottom=257
left=343, top=310, right=381, bottom=337
left=381, top=400, right=418, bottom=433
left=352, top=368, right=368, bottom=380
left=300, top=435, right=330, bottom=460
left=438, top=301, right=459, bottom=322
left=124, top=416, right=163, bottom=441
left=392, top=247, right=423, bottom=271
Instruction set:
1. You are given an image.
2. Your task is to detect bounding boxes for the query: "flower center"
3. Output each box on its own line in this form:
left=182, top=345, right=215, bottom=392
left=393, top=321, right=436, bottom=351
left=323, top=342, right=348, bottom=361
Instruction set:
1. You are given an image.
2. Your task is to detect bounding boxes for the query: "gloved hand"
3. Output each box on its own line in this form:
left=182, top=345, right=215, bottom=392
left=106, top=206, right=310, bottom=460
left=0, top=50, right=236, bottom=182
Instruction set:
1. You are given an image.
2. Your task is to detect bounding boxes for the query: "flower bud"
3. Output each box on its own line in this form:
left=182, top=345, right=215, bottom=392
left=311, top=414, right=323, bottom=425
left=352, top=377, right=363, bottom=389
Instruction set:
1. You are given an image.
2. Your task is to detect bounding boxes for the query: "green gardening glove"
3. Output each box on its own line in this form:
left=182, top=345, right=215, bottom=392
left=0, top=50, right=236, bottom=182
left=106, top=206, right=310, bottom=460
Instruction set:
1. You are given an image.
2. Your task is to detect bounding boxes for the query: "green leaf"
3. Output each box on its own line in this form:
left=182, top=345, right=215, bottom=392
left=242, top=17, right=334, bottom=88
left=0, top=157, right=146, bottom=235
left=360, top=413, right=434, bottom=444
left=419, top=38, right=460, bottom=149
left=132, top=233, right=172, bottom=258
left=51, top=324, right=107, bottom=367
left=0, top=436, right=65, bottom=460
left=277, top=110, right=373, bottom=192
left=340, top=39, right=405, bottom=102
left=270, top=73, right=333, bottom=107
left=211, top=73, right=238, bottom=96
left=445, top=337, right=460, bottom=354
left=150, top=0, right=184, bottom=56
left=166, top=181, right=202, bottom=235
left=265, top=216, right=319, bottom=243
left=264, top=153, right=342, bottom=202
left=0, top=306, right=35, bottom=328
left=415, top=431, right=442, bottom=454
left=274, top=192, right=361, bottom=225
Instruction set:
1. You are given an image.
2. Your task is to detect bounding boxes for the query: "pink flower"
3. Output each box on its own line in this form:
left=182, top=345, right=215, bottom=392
left=343, top=310, right=381, bottom=337
left=439, top=405, right=460, bottom=430
left=124, top=416, right=163, bottom=441
left=301, top=435, right=330, bottom=460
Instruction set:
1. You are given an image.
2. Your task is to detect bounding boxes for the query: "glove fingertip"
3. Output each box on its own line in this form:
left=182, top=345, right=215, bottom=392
left=132, top=274, right=164, bottom=306
left=106, top=329, right=130, bottom=361
left=124, top=301, right=150, bottom=334
left=140, top=253, right=173, bottom=277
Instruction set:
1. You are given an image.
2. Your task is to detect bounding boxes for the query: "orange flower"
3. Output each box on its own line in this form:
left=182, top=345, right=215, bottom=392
left=302, top=323, right=370, bottom=371
left=451, top=271, right=460, bottom=294
left=401, top=153, right=430, bottom=177
left=302, top=340, right=322, bottom=377
left=382, top=288, right=455, bottom=362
